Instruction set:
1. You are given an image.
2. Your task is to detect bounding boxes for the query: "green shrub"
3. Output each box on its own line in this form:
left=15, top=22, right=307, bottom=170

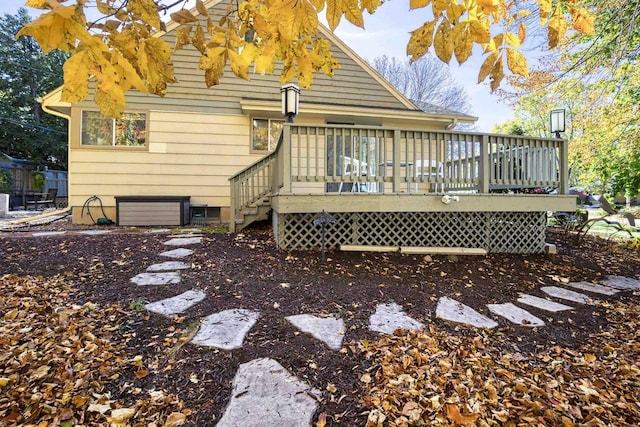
left=0, top=169, right=12, bottom=193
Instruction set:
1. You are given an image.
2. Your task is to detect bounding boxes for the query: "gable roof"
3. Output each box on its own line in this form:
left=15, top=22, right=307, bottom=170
left=42, top=1, right=477, bottom=125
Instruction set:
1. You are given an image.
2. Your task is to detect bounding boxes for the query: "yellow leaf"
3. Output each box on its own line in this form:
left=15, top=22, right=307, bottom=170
left=195, top=0, right=209, bottom=17
left=505, top=31, right=520, bottom=48
left=409, top=0, right=431, bottom=10
left=175, top=25, right=192, bottom=50
left=114, top=52, right=147, bottom=92
left=453, top=23, right=473, bottom=64
left=229, top=49, right=250, bottom=80
left=361, top=0, right=381, bottom=14
left=192, top=24, right=206, bottom=54
left=489, top=55, right=504, bottom=91
left=469, top=19, right=490, bottom=43
left=326, top=0, right=341, bottom=31
left=255, top=54, right=275, bottom=75
left=477, top=0, right=499, bottom=13
left=240, top=43, right=258, bottom=64
left=25, top=0, right=49, bottom=9
left=0, top=377, right=10, bottom=387
left=128, top=0, right=162, bottom=29
left=170, top=9, right=198, bottom=24
left=95, top=83, right=126, bottom=118
left=537, top=0, right=552, bottom=25
left=433, top=21, right=453, bottom=63
left=17, top=5, right=82, bottom=53
left=407, top=20, right=436, bottom=61
left=548, top=3, right=568, bottom=48
left=139, top=38, right=176, bottom=94
left=61, top=50, right=90, bottom=103
left=431, top=0, right=448, bottom=17
left=316, top=412, right=327, bottom=427
left=571, top=7, right=595, bottom=35
left=343, top=0, right=364, bottom=28
left=518, top=22, right=526, bottom=44
left=164, top=412, right=187, bottom=427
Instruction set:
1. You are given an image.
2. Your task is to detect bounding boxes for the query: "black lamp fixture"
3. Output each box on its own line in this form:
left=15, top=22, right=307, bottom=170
left=550, top=108, right=566, bottom=138
left=281, top=83, right=300, bottom=123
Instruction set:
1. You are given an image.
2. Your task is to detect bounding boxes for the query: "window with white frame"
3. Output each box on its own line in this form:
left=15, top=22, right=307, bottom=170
left=251, top=118, right=283, bottom=152
left=81, top=111, right=147, bottom=147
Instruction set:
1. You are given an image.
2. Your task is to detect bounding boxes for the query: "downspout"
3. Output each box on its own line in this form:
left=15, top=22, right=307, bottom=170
left=445, top=118, right=458, bottom=130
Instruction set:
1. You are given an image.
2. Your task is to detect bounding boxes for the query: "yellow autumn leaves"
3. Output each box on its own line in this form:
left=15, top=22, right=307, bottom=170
left=17, top=0, right=595, bottom=117
left=407, top=0, right=595, bottom=91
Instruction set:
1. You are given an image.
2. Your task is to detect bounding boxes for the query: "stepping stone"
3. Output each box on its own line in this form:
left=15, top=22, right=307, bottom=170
left=145, top=228, right=170, bottom=233
left=487, top=303, right=545, bottom=327
left=369, top=303, right=424, bottom=335
left=130, top=271, right=181, bottom=286
left=601, top=275, right=640, bottom=290
left=32, top=231, right=66, bottom=237
left=77, top=230, right=112, bottom=235
left=146, top=261, right=190, bottom=272
left=163, top=236, right=202, bottom=246
left=436, top=297, right=498, bottom=329
left=217, top=358, right=320, bottom=427
left=175, top=228, right=201, bottom=234
left=541, top=286, right=595, bottom=304
left=517, top=294, right=573, bottom=312
left=191, top=309, right=259, bottom=350
left=566, top=281, right=620, bottom=296
left=145, top=289, right=207, bottom=316
left=285, top=314, right=345, bottom=350
left=159, top=248, right=194, bottom=259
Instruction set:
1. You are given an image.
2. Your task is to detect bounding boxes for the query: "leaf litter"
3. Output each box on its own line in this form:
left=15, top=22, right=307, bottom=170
left=0, top=274, right=190, bottom=426
left=359, top=299, right=640, bottom=426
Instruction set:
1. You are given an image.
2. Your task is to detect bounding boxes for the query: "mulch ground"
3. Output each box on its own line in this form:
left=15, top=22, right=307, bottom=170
left=1, top=218, right=639, bottom=426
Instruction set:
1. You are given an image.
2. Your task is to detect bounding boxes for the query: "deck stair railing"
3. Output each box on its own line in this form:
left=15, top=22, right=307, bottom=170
left=229, top=124, right=568, bottom=230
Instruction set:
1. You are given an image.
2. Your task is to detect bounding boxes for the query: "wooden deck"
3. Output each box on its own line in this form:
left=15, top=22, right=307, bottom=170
left=229, top=124, right=575, bottom=253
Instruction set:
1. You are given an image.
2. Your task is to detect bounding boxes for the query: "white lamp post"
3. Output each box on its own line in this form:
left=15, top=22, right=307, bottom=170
left=281, top=83, right=300, bottom=123
left=550, top=108, right=566, bottom=138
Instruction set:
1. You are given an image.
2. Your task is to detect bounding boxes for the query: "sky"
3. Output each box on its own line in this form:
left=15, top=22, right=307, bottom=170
left=0, top=0, right=515, bottom=131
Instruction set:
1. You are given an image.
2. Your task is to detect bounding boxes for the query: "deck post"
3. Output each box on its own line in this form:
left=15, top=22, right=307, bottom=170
left=392, top=129, right=401, bottom=192
left=479, top=134, right=490, bottom=193
left=281, top=124, right=292, bottom=194
left=229, top=178, right=237, bottom=232
left=559, top=138, right=569, bottom=195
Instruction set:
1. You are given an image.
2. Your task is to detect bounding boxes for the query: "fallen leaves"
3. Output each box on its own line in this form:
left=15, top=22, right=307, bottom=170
left=0, top=274, right=189, bottom=426
left=359, top=301, right=640, bottom=425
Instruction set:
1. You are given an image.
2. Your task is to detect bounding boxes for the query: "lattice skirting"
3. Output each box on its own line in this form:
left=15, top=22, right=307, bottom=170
left=275, top=211, right=547, bottom=254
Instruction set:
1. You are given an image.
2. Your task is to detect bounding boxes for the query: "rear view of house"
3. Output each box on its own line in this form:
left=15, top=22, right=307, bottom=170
left=41, top=0, right=574, bottom=253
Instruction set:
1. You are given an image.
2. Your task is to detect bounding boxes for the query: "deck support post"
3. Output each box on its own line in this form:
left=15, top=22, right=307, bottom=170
left=559, top=138, right=569, bottom=195
left=281, top=124, right=292, bottom=194
left=479, top=134, right=490, bottom=193
left=392, top=129, right=401, bottom=192
left=229, top=178, right=237, bottom=232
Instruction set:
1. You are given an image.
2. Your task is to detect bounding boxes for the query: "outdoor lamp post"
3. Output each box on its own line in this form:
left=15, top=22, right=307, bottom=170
left=550, top=108, right=566, bottom=138
left=281, top=83, right=300, bottom=123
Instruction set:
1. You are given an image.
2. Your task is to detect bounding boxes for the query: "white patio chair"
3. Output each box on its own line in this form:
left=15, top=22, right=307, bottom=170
left=414, top=160, right=444, bottom=192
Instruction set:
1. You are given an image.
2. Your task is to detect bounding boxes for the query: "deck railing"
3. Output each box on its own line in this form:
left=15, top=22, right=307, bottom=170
left=230, top=124, right=569, bottom=228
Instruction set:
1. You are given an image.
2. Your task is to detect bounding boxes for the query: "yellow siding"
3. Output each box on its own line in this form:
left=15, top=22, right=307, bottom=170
left=68, top=110, right=260, bottom=214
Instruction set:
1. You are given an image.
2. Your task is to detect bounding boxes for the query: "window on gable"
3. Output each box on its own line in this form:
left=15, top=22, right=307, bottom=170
left=251, top=118, right=283, bottom=152
left=81, top=111, right=147, bottom=147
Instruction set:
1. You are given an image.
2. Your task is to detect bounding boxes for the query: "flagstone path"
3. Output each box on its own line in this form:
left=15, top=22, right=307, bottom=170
left=18, top=228, right=640, bottom=426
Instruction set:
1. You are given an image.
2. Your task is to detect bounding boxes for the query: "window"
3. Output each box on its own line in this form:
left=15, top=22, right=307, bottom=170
left=81, top=111, right=147, bottom=147
left=252, top=118, right=283, bottom=152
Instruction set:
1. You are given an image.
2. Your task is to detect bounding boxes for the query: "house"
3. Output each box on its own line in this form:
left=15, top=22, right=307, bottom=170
left=40, top=0, right=575, bottom=253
